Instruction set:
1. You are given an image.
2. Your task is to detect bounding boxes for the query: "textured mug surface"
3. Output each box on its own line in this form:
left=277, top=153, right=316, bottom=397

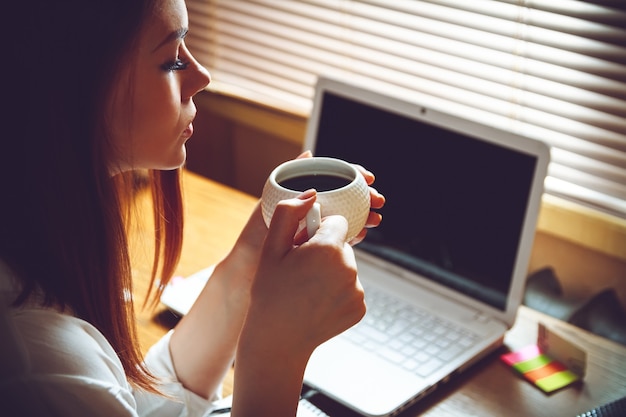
left=261, top=157, right=370, bottom=241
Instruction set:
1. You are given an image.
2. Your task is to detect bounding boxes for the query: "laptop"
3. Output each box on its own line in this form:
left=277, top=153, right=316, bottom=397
left=161, top=76, right=550, bottom=417
left=298, top=76, right=550, bottom=416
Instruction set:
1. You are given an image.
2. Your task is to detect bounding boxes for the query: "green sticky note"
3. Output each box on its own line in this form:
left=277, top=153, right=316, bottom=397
left=534, top=370, right=580, bottom=393
left=513, top=353, right=552, bottom=374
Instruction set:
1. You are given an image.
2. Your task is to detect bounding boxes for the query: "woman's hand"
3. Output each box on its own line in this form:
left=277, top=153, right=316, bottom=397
left=231, top=191, right=366, bottom=416
left=349, top=163, right=385, bottom=245
left=248, top=191, right=365, bottom=350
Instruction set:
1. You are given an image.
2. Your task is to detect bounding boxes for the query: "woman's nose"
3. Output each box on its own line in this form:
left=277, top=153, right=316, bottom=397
left=192, top=63, right=211, bottom=96
left=183, top=52, right=211, bottom=99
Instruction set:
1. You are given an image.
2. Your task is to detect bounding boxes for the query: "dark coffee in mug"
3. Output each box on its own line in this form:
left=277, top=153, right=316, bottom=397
left=262, top=157, right=370, bottom=241
left=279, top=174, right=352, bottom=192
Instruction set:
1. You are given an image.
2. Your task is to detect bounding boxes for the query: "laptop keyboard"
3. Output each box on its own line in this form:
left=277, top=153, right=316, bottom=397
left=343, top=286, right=480, bottom=378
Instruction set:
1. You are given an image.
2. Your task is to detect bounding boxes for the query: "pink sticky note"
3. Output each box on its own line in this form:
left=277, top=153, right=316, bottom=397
left=501, top=344, right=541, bottom=366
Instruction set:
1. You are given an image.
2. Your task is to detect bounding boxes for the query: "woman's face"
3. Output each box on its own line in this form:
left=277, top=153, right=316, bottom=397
left=107, top=0, right=211, bottom=174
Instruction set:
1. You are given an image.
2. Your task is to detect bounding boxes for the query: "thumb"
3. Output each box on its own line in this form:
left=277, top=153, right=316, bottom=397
left=310, top=214, right=349, bottom=246
left=263, top=190, right=317, bottom=258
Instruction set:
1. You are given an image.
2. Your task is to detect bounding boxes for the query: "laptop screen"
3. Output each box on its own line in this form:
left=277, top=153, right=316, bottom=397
left=312, top=91, right=539, bottom=311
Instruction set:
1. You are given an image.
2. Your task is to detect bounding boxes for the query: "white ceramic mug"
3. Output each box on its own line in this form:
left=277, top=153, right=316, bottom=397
left=261, top=157, right=370, bottom=241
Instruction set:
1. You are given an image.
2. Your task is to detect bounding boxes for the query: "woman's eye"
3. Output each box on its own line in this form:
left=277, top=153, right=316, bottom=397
left=161, top=58, right=189, bottom=72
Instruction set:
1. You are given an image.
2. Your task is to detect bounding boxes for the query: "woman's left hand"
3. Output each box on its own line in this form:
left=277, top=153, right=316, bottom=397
left=348, top=163, right=385, bottom=246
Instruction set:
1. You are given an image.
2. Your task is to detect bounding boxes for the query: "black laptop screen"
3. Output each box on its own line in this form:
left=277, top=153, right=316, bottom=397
left=313, top=92, right=538, bottom=311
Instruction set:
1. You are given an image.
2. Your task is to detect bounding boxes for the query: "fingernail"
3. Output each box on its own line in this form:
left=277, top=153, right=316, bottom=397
left=297, top=189, right=316, bottom=199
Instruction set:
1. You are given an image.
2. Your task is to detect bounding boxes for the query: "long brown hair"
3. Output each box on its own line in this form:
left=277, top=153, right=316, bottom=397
left=2, top=0, right=182, bottom=391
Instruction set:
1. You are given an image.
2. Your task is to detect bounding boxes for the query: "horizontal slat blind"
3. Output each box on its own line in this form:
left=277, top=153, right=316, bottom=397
left=186, top=0, right=626, bottom=218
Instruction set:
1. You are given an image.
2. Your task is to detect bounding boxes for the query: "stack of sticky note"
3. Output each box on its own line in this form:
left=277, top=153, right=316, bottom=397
left=500, top=324, right=586, bottom=393
left=501, top=345, right=580, bottom=393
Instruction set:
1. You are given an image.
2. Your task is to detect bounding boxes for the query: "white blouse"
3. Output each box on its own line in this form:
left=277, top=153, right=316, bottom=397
left=0, top=262, right=222, bottom=417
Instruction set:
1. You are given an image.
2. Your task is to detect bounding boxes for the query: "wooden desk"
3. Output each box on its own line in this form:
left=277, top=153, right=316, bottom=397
left=132, top=170, right=626, bottom=417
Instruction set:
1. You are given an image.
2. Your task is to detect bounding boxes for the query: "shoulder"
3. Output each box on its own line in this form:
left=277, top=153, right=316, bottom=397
left=1, top=306, right=138, bottom=416
left=0, top=260, right=127, bottom=385
left=13, top=308, right=128, bottom=382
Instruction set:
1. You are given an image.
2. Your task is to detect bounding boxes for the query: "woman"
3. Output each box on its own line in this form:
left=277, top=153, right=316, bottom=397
left=1, top=0, right=384, bottom=416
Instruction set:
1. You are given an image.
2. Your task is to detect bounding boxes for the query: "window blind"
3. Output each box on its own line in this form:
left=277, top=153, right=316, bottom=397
left=185, top=0, right=626, bottom=219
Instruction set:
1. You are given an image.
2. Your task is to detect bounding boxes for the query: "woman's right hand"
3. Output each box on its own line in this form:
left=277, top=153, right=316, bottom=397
left=248, top=190, right=365, bottom=352
left=231, top=190, right=366, bottom=416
